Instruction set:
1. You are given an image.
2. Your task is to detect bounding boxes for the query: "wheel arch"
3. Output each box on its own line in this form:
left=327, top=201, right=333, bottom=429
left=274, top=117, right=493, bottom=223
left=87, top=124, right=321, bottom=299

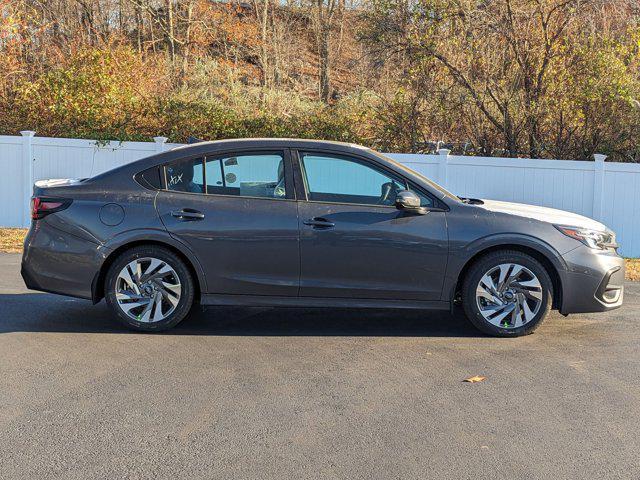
left=92, top=235, right=206, bottom=304
left=452, top=242, right=564, bottom=310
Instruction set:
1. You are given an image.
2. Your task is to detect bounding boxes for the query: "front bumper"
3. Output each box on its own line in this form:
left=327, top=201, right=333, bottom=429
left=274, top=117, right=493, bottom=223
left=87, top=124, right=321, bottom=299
left=558, top=246, right=625, bottom=314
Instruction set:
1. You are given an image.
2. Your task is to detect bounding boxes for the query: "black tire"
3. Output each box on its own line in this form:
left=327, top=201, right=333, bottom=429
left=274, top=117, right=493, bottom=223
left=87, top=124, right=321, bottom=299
left=104, top=245, right=195, bottom=332
left=461, top=250, right=553, bottom=337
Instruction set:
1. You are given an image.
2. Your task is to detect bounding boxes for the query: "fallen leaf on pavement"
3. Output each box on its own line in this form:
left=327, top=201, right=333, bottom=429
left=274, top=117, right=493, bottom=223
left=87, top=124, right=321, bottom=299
left=463, top=375, right=486, bottom=383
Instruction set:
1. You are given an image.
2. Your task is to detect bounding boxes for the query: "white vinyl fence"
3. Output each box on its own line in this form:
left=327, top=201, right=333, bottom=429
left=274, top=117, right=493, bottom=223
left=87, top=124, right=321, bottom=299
left=1, top=132, right=639, bottom=257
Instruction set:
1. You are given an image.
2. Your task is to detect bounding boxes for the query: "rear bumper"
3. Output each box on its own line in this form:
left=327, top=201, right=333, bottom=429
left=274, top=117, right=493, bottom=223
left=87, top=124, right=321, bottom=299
left=559, top=246, right=625, bottom=314
left=21, top=220, right=108, bottom=300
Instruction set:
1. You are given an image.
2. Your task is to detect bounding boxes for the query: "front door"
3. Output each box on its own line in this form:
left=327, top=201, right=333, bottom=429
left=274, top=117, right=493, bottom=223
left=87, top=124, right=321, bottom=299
left=155, top=150, right=300, bottom=296
left=295, top=151, right=448, bottom=301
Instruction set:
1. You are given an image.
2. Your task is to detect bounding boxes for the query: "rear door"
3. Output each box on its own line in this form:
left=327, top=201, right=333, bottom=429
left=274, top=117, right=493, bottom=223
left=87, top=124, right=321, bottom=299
left=155, top=149, right=300, bottom=296
left=294, top=150, right=448, bottom=301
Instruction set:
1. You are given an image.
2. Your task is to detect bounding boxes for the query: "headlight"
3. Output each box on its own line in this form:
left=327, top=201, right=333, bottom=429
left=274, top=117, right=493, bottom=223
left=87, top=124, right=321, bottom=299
left=555, top=225, right=617, bottom=250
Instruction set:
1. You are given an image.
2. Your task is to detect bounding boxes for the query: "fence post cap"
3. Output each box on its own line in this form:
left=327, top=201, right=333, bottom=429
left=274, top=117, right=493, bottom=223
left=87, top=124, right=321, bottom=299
left=153, top=136, right=168, bottom=144
left=20, top=131, right=36, bottom=137
left=593, top=153, right=607, bottom=163
left=437, top=148, right=451, bottom=157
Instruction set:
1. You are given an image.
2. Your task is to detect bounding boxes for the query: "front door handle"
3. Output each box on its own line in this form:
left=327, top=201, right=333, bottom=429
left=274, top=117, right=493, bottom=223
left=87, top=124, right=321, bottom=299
left=171, top=209, right=205, bottom=220
left=303, top=217, right=335, bottom=228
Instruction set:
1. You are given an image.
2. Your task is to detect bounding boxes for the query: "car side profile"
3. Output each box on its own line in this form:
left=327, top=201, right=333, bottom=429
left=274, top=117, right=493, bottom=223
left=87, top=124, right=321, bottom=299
left=21, top=139, right=624, bottom=336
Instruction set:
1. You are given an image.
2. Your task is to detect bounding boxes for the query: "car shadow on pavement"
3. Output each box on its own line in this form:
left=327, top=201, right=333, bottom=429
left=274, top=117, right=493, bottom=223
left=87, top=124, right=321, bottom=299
left=0, top=293, right=483, bottom=337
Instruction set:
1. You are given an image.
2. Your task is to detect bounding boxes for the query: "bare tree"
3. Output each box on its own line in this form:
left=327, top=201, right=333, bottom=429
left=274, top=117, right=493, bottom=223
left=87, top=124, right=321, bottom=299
left=304, top=0, right=344, bottom=102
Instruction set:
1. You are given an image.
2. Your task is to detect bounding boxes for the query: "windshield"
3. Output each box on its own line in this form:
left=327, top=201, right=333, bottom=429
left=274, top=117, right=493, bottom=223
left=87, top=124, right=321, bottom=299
left=370, top=150, right=461, bottom=202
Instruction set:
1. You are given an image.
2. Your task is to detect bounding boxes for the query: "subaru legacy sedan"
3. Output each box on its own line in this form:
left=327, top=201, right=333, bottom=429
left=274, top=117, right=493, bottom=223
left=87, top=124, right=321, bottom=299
left=21, top=139, right=624, bottom=336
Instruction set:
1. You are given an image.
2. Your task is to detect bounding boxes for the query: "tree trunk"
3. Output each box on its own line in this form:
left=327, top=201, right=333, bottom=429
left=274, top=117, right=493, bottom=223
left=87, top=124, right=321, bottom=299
left=261, top=0, right=270, bottom=91
left=166, top=0, right=176, bottom=64
left=135, top=1, right=143, bottom=53
left=181, top=1, right=195, bottom=81
left=504, top=111, right=518, bottom=157
left=319, top=25, right=330, bottom=102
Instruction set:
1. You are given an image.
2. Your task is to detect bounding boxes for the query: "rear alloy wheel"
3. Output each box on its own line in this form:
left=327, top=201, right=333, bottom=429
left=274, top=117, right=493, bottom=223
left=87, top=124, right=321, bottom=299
left=461, top=251, right=553, bottom=337
left=105, top=246, right=194, bottom=331
left=115, top=257, right=181, bottom=323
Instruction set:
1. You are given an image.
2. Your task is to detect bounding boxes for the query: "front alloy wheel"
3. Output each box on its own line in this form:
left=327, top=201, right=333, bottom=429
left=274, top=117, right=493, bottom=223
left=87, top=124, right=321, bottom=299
left=462, top=250, right=553, bottom=337
left=475, top=263, right=543, bottom=329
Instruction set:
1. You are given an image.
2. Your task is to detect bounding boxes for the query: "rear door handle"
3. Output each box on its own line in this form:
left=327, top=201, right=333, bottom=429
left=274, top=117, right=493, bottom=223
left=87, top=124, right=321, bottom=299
left=171, top=209, right=205, bottom=220
left=303, top=217, right=335, bottom=228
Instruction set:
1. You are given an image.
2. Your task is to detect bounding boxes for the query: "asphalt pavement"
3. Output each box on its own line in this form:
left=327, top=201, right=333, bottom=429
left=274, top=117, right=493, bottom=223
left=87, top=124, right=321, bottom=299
left=0, top=252, right=639, bottom=479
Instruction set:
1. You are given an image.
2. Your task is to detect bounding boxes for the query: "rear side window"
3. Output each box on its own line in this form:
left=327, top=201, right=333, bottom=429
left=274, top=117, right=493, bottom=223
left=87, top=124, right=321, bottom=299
left=163, top=152, right=287, bottom=199
left=165, top=158, right=205, bottom=194
left=136, top=167, right=163, bottom=190
left=205, top=154, right=286, bottom=198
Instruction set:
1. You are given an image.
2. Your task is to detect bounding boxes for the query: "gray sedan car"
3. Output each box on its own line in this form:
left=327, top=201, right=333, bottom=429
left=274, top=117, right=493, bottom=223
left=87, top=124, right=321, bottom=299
left=21, top=139, right=624, bottom=336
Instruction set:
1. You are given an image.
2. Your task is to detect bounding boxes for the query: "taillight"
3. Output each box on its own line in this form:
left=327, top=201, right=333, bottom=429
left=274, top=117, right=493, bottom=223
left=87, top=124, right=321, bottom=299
left=31, top=197, right=72, bottom=220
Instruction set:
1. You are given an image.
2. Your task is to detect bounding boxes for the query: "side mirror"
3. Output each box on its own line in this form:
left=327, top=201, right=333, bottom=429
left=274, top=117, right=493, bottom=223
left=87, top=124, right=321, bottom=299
left=395, top=190, right=427, bottom=215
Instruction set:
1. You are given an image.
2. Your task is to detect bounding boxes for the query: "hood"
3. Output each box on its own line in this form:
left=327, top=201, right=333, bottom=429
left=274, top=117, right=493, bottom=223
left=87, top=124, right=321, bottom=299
left=478, top=199, right=607, bottom=231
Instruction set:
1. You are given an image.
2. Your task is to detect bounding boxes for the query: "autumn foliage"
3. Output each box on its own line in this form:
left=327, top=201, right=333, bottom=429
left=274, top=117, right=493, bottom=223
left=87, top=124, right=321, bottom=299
left=0, top=0, right=639, bottom=160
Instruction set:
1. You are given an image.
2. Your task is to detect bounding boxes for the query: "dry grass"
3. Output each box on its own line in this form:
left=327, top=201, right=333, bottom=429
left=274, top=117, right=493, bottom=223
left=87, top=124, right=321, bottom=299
left=0, top=228, right=27, bottom=254
left=626, top=258, right=640, bottom=282
left=1, top=227, right=639, bottom=281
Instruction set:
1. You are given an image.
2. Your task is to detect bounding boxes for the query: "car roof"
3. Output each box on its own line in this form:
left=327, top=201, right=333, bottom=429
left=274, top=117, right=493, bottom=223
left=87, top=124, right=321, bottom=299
left=90, top=138, right=378, bottom=184
left=110, top=137, right=377, bottom=174
left=88, top=137, right=454, bottom=204
left=168, top=138, right=372, bottom=154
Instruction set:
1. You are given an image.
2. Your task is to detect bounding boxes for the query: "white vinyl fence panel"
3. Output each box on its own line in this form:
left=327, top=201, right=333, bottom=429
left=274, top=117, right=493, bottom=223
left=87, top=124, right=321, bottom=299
left=0, top=136, right=24, bottom=228
left=1, top=134, right=639, bottom=256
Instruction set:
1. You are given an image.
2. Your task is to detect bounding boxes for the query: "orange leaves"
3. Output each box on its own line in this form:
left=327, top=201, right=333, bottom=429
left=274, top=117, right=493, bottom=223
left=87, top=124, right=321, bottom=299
left=463, top=375, right=487, bottom=383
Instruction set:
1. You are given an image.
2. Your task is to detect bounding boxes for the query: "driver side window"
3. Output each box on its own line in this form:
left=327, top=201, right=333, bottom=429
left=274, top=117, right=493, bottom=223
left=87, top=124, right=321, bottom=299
left=300, top=153, right=407, bottom=206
